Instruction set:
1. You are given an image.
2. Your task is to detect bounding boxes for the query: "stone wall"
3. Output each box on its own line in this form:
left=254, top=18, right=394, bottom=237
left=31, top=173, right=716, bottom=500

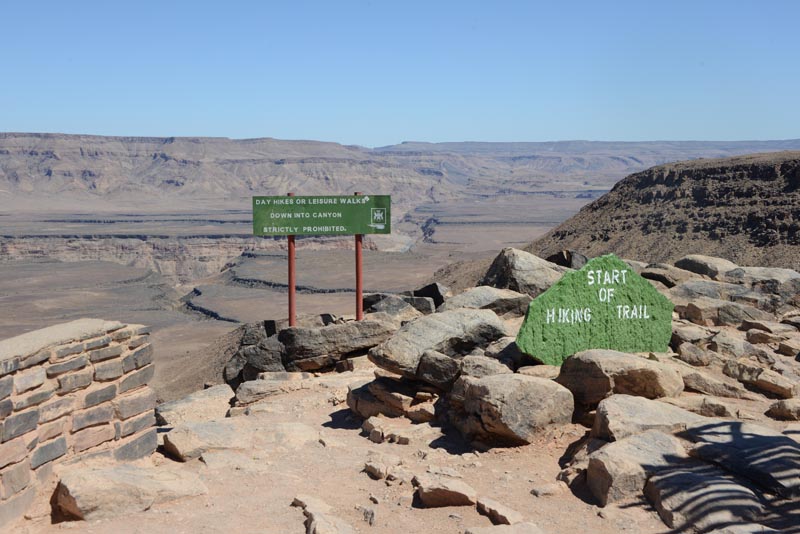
left=0, top=319, right=157, bottom=527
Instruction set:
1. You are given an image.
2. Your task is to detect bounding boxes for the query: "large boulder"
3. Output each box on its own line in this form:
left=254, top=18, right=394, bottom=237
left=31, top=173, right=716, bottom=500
left=674, top=255, right=740, bottom=280
left=586, top=430, right=688, bottom=506
left=591, top=394, right=704, bottom=441
left=456, top=374, right=573, bottom=444
left=54, top=462, right=208, bottom=521
left=682, top=420, right=800, bottom=498
left=368, top=309, right=509, bottom=380
left=645, top=464, right=763, bottom=532
left=281, top=320, right=395, bottom=371
left=556, top=350, right=684, bottom=407
left=480, top=248, right=567, bottom=298
left=439, top=286, right=532, bottom=317
left=155, top=384, right=233, bottom=426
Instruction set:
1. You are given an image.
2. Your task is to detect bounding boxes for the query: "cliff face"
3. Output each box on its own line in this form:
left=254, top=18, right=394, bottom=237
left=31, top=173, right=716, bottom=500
left=530, top=151, right=800, bottom=268
left=0, top=235, right=374, bottom=283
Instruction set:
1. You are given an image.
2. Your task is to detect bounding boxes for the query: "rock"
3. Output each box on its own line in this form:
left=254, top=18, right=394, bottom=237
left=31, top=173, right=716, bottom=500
left=368, top=309, right=508, bottom=380
left=679, top=297, right=772, bottom=327
left=644, top=464, right=763, bottom=532
left=412, top=474, right=477, bottom=507
left=239, top=336, right=285, bottom=377
left=464, top=523, right=546, bottom=534
left=586, top=430, right=689, bottom=506
left=661, top=395, right=736, bottom=418
left=683, top=420, right=800, bottom=498
left=671, top=322, right=715, bottom=346
left=746, top=329, right=785, bottom=344
left=516, top=254, right=674, bottom=366
left=529, top=482, right=566, bottom=497
left=403, top=282, right=450, bottom=308
left=777, top=338, right=800, bottom=357
left=363, top=293, right=425, bottom=321
left=476, top=497, right=524, bottom=525
left=361, top=416, right=442, bottom=446
left=54, top=462, right=208, bottom=520
left=155, top=384, right=233, bottom=426
left=674, top=254, right=739, bottom=279
left=766, top=398, right=800, bottom=420
left=416, top=350, right=462, bottom=390
left=163, top=418, right=319, bottom=461
left=723, top=359, right=796, bottom=398
left=484, top=337, right=529, bottom=369
left=709, top=331, right=774, bottom=364
left=346, top=381, right=404, bottom=420
left=592, top=394, right=704, bottom=441
left=480, top=247, right=566, bottom=297
left=556, top=349, right=684, bottom=407
left=458, top=374, right=573, bottom=444
left=742, top=319, right=797, bottom=335
left=704, top=525, right=779, bottom=534
left=280, top=320, right=395, bottom=371
left=675, top=342, right=712, bottom=366
left=235, top=378, right=309, bottom=405
left=516, top=365, right=559, bottom=379
left=673, top=362, right=750, bottom=399
left=460, top=355, right=512, bottom=379
left=291, top=495, right=355, bottom=534
left=439, top=286, right=532, bottom=317
left=641, top=263, right=700, bottom=288
left=723, top=266, right=800, bottom=300
left=546, top=249, right=589, bottom=270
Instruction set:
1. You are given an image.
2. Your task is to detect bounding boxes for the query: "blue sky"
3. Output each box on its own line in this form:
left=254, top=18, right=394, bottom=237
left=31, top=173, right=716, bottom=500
left=2, top=1, right=798, bottom=146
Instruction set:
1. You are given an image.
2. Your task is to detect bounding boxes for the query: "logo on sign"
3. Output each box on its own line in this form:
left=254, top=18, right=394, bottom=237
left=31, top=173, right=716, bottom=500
left=370, top=208, right=386, bottom=229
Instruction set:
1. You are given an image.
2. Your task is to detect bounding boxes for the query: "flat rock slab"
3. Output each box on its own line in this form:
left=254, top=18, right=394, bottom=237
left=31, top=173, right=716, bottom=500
left=645, top=463, right=763, bottom=533
left=55, top=462, right=208, bottom=521
left=368, top=309, right=509, bottom=379
left=556, top=349, right=684, bottom=407
left=413, top=473, right=477, bottom=507
left=592, top=394, right=704, bottom=441
left=682, top=420, right=800, bottom=498
left=587, top=429, right=689, bottom=506
left=465, top=523, right=546, bottom=534
left=439, top=286, right=532, bottom=317
left=156, top=384, right=233, bottom=426
left=163, top=417, right=319, bottom=461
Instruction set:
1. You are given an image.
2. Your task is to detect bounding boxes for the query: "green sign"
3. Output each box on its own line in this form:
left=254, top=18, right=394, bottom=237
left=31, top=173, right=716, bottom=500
left=252, top=195, right=391, bottom=236
left=516, top=254, right=674, bottom=366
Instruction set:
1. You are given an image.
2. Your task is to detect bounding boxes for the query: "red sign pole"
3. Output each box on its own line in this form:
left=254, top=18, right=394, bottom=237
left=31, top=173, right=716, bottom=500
left=287, top=192, right=297, bottom=327
left=354, top=192, right=364, bottom=321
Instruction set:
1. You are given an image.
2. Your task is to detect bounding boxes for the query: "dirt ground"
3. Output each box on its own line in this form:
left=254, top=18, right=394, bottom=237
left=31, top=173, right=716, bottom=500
left=17, top=368, right=667, bottom=534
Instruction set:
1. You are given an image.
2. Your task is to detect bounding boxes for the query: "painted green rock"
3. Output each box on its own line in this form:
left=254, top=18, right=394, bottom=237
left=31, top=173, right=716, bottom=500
left=515, top=254, right=674, bottom=366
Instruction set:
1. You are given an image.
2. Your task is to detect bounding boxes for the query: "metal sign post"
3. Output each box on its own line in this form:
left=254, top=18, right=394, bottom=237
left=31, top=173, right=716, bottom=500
left=252, top=194, right=391, bottom=325
left=287, top=192, right=296, bottom=326
left=354, top=192, right=364, bottom=321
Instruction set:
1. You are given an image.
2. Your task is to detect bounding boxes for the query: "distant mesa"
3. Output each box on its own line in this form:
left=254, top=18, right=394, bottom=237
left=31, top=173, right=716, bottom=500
left=529, top=151, right=800, bottom=269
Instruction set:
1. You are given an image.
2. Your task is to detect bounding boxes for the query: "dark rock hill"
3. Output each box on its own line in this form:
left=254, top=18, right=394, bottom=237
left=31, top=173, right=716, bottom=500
left=529, top=151, right=800, bottom=268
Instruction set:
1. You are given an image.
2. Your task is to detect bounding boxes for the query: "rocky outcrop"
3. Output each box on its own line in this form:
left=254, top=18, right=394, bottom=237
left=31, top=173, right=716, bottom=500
left=556, top=350, right=684, bottom=407
left=368, top=309, right=508, bottom=380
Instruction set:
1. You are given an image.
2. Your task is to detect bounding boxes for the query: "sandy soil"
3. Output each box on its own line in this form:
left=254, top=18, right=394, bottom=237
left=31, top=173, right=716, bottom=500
left=18, top=368, right=666, bottom=534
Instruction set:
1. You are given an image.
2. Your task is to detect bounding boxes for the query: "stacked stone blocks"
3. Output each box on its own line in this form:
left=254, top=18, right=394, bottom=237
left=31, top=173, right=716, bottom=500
left=0, top=318, right=157, bottom=525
